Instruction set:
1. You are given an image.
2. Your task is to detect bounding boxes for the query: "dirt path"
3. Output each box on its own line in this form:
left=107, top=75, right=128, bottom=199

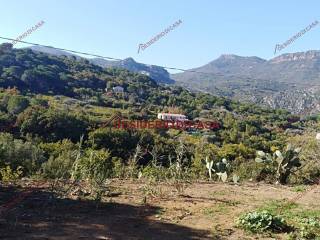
left=0, top=180, right=319, bottom=239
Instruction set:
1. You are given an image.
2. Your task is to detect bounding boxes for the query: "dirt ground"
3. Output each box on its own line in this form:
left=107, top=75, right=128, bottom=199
left=0, top=180, right=319, bottom=240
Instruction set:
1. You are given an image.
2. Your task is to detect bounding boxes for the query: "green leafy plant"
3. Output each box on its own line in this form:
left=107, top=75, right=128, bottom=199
left=236, top=210, right=289, bottom=233
left=257, top=201, right=320, bottom=239
left=297, top=217, right=320, bottom=239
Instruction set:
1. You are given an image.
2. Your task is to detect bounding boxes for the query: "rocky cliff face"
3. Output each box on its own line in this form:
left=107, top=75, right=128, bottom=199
left=172, top=50, right=320, bottom=115
left=270, top=50, right=320, bottom=63
left=261, top=87, right=320, bottom=115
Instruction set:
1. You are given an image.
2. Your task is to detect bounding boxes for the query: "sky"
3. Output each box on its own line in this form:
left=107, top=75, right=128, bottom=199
left=1, top=0, right=320, bottom=72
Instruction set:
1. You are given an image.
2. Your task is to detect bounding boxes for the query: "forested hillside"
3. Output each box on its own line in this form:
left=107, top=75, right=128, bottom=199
left=0, top=42, right=319, bottom=185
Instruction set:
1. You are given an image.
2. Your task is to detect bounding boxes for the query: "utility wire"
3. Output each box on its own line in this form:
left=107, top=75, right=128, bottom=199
left=0, top=36, right=223, bottom=76
left=0, top=36, right=122, bottom=61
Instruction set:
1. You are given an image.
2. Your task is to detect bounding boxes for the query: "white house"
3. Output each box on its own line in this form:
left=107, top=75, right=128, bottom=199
left=157, top=113, right=188, bottom=121
left=139, top=70, right=150, bottom=76
left=113, top=86, right=124, bottom=93
left=316, top=133, right=320, bottom=141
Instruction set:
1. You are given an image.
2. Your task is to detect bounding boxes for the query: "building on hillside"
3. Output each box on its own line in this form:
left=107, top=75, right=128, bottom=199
left=139, top=70, right=150, bottom=76
left=316, top=133, right=320, bottom=141
left=157, top=113, right=188, bottom=121
left=112, top=86, right=124, bottom=93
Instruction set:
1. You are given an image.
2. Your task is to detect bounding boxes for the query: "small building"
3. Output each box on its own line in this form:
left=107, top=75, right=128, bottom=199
left=157, top=113, right=188, bottom=121
left=113, top=86, right=124, bottom=93
left=139, top=70, right=150, bottom=76
left=316, top=133, right=320, bottom=141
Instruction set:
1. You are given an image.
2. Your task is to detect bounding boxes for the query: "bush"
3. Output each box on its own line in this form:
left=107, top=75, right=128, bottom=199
left=0, top=110, right=14, bottom=131
left=0, top=165, right=23, bottom=182
left=6, top=95, right=29, bottom=114
left=40, top=140, right=78, bottom=179
left=71, top=148, right=113, bottom=201
left=72, top=148, right=113, bottom=183
left=88, top=128, right=138, bottom=160
left=0, top=133, right=45, bottom=176
left=288, top=133, right=320, bottom=183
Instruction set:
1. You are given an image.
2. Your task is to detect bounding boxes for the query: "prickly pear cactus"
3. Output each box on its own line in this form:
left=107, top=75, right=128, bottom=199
left=216, top=158, right=229, bottom=182
left=205, top=156, right=214, bottom=180
left=274, top=144, right=301, bottom=184
left=204, top=157, right=230, bottom=182
left=232, top=174, right=240, bottom=184
left=255, top=144, right=302, bottom=184
left=255, top=151, right=273, bottom=163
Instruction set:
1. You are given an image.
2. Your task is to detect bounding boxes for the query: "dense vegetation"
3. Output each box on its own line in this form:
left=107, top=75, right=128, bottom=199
left=0, top=43, right=319, bottom=185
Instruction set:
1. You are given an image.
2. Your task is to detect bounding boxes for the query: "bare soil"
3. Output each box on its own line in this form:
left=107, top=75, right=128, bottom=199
left=0, top=180, right=319, bottom=240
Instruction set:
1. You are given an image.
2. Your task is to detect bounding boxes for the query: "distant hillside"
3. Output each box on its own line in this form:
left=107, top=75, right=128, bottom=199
left=23, top=45, right=320, bottom=114
left=28, top=45, right=79, bottom=58
left=0, top=42, right=295, bottom=122
left=0, top=43, right=158, bottom=99
left=172, top=51, right=320, bottom=114
left=173, top=51, right=320, bottom=85
left=90, top=57, right=174, bottom=84
left=27, top=46, right=174, bottom=84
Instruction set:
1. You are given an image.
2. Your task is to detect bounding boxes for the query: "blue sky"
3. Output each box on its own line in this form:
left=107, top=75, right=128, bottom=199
left=1, top=0, right=319, bottom=72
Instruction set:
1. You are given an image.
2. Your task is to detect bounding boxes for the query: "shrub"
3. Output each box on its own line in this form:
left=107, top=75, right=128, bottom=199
left=6, top=95, right=29, bottom=114
left=0, top=165, right=23, bottom=182
left=41, top=155, right=74, bottom=179
left=88, top=128, right=138, bottom=160
left=72, top=148, right=113, bottom=183
left=40, top=140, right=78, bottom=179
left=0, top=133, right=45, bottom=176
left=71, top=148, right=113, bottom=201
left=288, top=133, right=320, bottom=183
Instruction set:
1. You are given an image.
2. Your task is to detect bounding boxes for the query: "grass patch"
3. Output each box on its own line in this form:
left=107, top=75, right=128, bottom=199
left=292, top=185, right=307, bottom=193
left=203, top=202, right=232, bottom=216
left=210, top=190, right=228, bottom=196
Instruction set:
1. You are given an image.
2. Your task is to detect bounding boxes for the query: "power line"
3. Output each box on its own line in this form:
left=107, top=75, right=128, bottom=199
left=0, top=36, right=222, bottom=76
left=0, top=36, right=122, bottom=61
left=0, top=36, right=277, bottom=84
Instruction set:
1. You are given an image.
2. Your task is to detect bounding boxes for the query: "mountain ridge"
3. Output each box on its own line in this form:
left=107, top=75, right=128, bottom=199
left=172, top=50, right=320, bottom=114
left=25, top=44, right=320, bottom=114
left=28, top=46, right=174, bottom=84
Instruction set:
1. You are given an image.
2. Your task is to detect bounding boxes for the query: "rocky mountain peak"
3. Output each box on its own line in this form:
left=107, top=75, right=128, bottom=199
left=270, top=50, right=320, bottom=63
